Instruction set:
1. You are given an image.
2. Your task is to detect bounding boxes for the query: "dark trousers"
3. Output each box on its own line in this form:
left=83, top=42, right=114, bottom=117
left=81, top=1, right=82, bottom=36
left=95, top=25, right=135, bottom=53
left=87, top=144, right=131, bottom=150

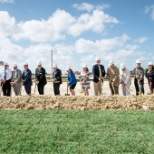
left=2, top=80, right=11, bottom=96
left=53, top=83, right=60, bottom=95
left=134, top=78, right=144, bottom=95
left=109, top=82, right=119, bottom=95
left=24, top=86, right=31, bottom=95
left=37, top=84, right=45, bottom=95
left=148, top=81, right=154, bottom=94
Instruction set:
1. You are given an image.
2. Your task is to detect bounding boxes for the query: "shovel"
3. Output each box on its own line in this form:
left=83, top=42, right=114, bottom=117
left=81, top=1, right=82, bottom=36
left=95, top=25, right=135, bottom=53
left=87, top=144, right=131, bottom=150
left=10, top=84, right=13, bottom=97
left=65, top=83, right=70, bottom=96
left=137, top=79, right=141, bottom=95
left=33, top=82, right=37, bottom=95
left=0, top=82, right=3, bottom=97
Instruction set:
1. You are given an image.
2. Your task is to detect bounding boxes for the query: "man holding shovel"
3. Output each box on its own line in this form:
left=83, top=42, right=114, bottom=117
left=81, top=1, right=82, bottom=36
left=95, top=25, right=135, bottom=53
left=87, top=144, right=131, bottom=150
left=0, top=62, right=12, bottom=96
left=35, top=61, right=47, bottom=95
left=22, top=63, right=32, bottom=95
left=133, top=60, right=144, bottom=95
left=92, top=57, right=106, bottom=96
left=120, top=64, right=131, bottom=96
left=11, top=64, right=22, bottom=96
left=107, top=60, right=120, bottom=95
left=50, top=64, right=62, bottom=96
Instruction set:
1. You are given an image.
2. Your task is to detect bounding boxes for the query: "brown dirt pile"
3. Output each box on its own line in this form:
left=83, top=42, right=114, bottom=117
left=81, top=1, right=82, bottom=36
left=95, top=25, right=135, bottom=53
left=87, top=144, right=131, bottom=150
left=0, top=95, right=154, bottom=110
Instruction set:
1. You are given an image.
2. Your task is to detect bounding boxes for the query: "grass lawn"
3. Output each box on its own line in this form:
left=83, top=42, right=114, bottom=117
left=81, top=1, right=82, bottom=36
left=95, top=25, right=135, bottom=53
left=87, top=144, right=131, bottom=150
left=0, top=110, right=154, bottom=154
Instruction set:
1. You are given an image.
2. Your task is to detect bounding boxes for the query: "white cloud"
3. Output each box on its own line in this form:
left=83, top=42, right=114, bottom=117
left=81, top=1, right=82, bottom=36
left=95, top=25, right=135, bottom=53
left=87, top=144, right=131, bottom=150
left=96, top=4, right=111, bottom=10
left=13, top=9, right=75, bottom=42
left=73, top=2, right=110, bottom=12
left=0, top=38, right=24, bottom=68
left=11, top=9, right=119, bottom=42
left=74, top=34, right=129, bottom=53
left=0, top=11, right=15, bottom=38
left=126, top=45, right=139, bottom=50
left=135, top=37, right=148, bottom=43
left=68, top=10, right=119, bottom=36
left=145, top=5, right=154, bottom=20
left=0, top=0, right=14, bottom=3
left=73, top=3, right=94, bottom=12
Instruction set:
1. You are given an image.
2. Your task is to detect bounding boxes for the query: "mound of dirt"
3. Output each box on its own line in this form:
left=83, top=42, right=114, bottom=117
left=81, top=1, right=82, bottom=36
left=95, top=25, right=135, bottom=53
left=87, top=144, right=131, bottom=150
left=0, top=95, right=154, bottom=110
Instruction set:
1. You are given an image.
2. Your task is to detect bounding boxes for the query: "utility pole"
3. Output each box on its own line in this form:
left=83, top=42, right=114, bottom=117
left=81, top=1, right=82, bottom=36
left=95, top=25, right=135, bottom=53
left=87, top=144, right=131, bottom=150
left=51, top=50, right=53, bottom=73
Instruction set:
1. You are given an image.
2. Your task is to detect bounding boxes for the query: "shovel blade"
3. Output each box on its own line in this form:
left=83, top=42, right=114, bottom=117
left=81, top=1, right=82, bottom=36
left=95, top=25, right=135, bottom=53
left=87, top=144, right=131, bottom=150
left=65, top=94, right=70, bottom=96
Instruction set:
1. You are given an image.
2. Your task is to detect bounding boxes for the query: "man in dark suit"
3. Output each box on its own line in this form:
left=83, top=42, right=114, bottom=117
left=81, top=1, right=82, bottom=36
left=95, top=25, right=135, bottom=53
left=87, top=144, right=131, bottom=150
left=92, top=57, right=106, bottom=96
left=22, top=63, right=32, bottom=95
left=35, top=61, right=47, bottom=95
left=52, top=64, right=62, bottom=96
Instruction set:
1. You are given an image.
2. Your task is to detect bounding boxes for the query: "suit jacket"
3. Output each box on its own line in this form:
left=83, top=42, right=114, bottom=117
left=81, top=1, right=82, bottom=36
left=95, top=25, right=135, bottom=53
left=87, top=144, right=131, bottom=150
left=11, top=69, right=22, bottom=83
left=53, top=68, right=62, bottom=84
left=22, top=69, right=32, bottom=86
left=92, top=64, right=106, bottom=83
left=35, top=67, right=47, bottom=85
left=107, top=66, right=120, bottom=86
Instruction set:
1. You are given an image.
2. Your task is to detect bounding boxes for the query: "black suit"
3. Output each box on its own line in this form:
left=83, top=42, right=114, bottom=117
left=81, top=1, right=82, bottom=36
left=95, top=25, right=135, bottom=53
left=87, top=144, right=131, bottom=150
left=35, top=67, right=47, bottom=95
left=22, top=69, right=32, bottom=95
left=53, top=68, right=62, bottom=95
left=92, top=64, right=106, bottom=83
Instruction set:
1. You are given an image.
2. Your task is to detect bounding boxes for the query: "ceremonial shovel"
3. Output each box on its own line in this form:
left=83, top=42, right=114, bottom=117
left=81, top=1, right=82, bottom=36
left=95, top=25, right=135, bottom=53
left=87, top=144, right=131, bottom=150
left=65, top=83, right=70, bottom=96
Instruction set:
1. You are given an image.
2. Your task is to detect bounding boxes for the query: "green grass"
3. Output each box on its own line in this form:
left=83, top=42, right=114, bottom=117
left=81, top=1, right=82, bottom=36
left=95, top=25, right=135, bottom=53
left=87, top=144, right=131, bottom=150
left=0, top=110, right=154, bottom=154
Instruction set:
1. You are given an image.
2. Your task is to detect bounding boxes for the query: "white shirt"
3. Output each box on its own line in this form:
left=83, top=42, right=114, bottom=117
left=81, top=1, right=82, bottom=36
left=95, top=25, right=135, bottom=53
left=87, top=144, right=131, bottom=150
left=120, top=68, right=131, bottom=86
left=0, top=68, right=12, bottom=80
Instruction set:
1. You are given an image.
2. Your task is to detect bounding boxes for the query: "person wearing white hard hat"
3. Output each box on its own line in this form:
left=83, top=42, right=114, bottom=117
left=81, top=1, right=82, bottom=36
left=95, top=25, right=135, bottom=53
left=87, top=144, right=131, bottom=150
left=11, top=64, right=22, bottom=96
left=145, top=62, right=154, bottom=94
left=22, top=63, right=32, bottom=95
left=35, top=61, right=47, bottom=95
left=79, top=64, right=90, bottom=96
left=132, top=59, right=144, bottom=95
left=0, top=62, right=12, bottom=96
left=66, top=66, right=77, bottom=96
left=50, top=64, right=62, bottom=96
left=107, top=60, right=120, bottom=95
left=92, top=57, right=106, bottom=96
left=120, top=63, right=131, bottom=96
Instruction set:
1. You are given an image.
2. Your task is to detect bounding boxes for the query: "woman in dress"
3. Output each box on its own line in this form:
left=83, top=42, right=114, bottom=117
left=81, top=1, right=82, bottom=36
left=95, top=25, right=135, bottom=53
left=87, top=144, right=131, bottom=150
left=79, top=64, right=90, bottom=96
left=146, top=62, right=154, bottom=94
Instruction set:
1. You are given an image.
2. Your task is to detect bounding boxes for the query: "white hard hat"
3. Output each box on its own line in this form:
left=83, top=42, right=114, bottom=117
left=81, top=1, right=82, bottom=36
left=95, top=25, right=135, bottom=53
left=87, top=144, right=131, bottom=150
left=120, top=63, right=126, bottom=69
left=148, top=62, right=153, bottom=66
left=23, top=62, right=28, bottom=66
left=4, top=62, right=9, bottom=66
left=38, top=61, right=42, bottom=65
left=13, top=64, right=17, bottom=67
left=53, top=64, right=57, bottom=68
left=109, top=60, right=114, bottom=66
left=82, top=64, right=87, bottom=68
left=66, top=66, right=71, bottom=71
left=136, top=59, right=141, bottom=64
left=96, top=57, right=101, bottom=61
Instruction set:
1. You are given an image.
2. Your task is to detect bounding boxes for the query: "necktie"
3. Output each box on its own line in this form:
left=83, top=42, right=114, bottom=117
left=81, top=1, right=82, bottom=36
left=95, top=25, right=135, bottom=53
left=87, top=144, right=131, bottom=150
left=4, top=70, right=7, bottom=80
left=14, top=71, right=17, bottom=79
left=98, top=65, right=102, bottom=78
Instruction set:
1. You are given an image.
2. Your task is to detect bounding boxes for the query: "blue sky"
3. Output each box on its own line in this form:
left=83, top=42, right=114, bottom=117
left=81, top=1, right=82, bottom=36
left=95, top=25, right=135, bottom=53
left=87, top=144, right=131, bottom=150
left=0, top=0, right=154, bottom=73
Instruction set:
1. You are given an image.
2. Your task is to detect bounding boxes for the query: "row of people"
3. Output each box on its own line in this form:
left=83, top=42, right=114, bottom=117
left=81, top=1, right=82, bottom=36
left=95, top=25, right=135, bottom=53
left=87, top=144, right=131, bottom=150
left=64, top=57, right=154, bottom=96
left=0, top=62, right=46, bottom=96
left=0, top=58, right=154, bottom=96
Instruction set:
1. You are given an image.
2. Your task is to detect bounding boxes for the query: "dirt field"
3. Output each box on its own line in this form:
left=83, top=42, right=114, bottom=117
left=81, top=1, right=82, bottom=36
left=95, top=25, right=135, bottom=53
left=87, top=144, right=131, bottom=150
left=0, top=79, right=153, bottom=110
